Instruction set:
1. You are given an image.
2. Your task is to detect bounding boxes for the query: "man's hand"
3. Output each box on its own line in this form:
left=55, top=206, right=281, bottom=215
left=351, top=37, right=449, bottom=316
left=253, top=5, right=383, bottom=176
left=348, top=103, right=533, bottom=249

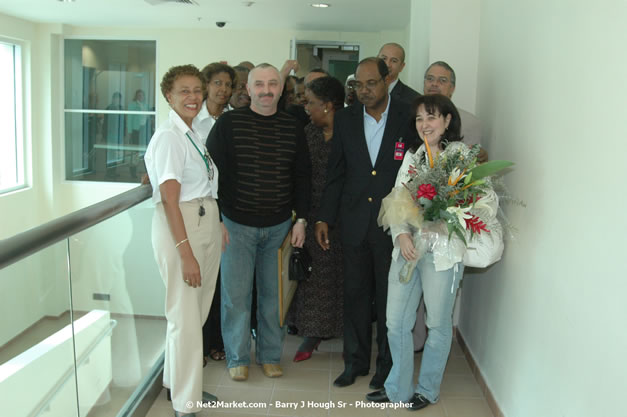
left=220, top=222, right=230, bottom=252
left=398, top=233, right=418, bottom=261
left=280, top=59, right=299, bottom=81
left=291, top=222, right=305, bottom=248
left=314, top=221, right=330, bottom=251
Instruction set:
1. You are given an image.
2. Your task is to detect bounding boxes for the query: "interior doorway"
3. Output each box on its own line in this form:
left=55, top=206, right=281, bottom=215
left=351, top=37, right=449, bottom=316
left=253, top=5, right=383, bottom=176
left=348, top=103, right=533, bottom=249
left=291, top=40, right=360, bottom=84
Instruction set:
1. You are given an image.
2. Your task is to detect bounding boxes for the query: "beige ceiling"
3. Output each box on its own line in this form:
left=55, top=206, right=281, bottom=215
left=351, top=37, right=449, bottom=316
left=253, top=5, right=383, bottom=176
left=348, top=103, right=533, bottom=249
left=0, top=0, right=411, bottom=32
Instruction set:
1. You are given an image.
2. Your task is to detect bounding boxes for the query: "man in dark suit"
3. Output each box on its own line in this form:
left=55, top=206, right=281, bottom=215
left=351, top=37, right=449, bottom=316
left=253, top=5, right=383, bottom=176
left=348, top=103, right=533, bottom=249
left=378, top=43, right=420, bottom=107
left=315, top=57, right=413, bottom=389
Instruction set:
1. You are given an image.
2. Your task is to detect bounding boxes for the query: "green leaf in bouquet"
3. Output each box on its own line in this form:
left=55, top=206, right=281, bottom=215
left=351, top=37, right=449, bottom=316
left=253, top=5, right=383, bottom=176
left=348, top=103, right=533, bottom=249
left=464, top=172, right=473, bottom=184
left=447, top=222, right=467, bottom=245
left=468, top=160, right=514, bottom=181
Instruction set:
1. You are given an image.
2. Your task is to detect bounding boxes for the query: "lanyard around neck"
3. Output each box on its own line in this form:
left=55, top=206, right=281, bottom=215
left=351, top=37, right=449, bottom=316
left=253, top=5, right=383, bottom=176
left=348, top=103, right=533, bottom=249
left=185, top=132, right=211, bottom=173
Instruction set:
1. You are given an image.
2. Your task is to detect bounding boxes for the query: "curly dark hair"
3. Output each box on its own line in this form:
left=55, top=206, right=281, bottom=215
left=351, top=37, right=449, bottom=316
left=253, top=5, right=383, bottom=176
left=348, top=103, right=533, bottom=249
left=305, top=76, right=345, bottom=111
left=160, top=64, right=206, bottom=100
left=409, top=94, right=463, bottom=151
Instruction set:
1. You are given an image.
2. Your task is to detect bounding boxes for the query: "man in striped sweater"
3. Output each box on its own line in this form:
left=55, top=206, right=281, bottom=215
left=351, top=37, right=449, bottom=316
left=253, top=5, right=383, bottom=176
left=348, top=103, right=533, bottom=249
left=207, top=63, right=311, bottom=382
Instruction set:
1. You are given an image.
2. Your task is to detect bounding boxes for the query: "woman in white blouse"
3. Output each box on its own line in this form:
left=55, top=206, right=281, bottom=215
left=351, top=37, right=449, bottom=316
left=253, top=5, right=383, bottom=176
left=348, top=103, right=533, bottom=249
left=370, top=94, right=502, bottom=412
left=144, top=65, right=222, bottom=417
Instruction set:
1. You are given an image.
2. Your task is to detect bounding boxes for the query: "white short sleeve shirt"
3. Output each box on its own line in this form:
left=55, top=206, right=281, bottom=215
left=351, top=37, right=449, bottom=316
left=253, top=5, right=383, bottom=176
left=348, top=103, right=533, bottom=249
left=192, top=100, right=217, bottom=143
left=144, top=109, right=219, bottom=204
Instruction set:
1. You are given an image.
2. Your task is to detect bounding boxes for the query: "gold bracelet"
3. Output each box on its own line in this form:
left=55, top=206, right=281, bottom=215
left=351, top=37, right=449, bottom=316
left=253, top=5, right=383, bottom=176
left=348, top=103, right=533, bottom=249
left=315, top=221, right=324, bottom=225
left=175, top=238, right=189, bottom=248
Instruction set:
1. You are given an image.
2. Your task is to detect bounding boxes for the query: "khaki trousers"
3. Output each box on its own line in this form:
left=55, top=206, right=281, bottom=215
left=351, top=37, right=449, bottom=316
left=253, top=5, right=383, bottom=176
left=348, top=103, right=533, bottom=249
left=152, top=198, right=221, bottom=413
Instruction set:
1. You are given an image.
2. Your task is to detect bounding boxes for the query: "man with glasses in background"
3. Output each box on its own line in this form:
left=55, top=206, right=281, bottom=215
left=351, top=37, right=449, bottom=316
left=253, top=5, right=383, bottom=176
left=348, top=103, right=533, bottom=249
left=315, top=57, right=412, bottom=390
left=424, top=61, right=483, bottom=148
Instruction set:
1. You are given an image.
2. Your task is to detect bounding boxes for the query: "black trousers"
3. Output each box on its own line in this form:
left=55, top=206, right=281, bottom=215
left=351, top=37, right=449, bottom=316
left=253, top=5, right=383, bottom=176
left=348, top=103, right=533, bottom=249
left=341, top=222, right=393, bottom=378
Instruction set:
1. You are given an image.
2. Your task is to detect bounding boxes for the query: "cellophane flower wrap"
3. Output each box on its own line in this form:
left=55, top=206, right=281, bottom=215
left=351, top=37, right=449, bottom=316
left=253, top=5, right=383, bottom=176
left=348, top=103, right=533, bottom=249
left=378, top=142, right=513, bottom=282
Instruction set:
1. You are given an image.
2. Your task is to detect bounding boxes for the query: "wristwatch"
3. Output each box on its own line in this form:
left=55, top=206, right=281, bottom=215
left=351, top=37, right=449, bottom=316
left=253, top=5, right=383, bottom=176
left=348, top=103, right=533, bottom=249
left=295, top=218, right=307, bottom=227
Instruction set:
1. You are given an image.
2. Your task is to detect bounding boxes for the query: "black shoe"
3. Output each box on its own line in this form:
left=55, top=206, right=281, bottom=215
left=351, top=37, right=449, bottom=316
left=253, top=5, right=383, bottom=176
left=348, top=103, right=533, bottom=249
left=407, top=393, right=430, bottom=411
left=368, top=373, right=385, bottom=390
left=333, top=369, right=368, bottom=387
left=366, top=389, right=389, bottom=402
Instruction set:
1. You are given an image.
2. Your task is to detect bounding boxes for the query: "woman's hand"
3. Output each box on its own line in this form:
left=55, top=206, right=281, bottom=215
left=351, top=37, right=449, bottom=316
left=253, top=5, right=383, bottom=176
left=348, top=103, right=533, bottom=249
left=398, top=233, right=419, bottom=261
left=180, top=249, right=202, bottom=288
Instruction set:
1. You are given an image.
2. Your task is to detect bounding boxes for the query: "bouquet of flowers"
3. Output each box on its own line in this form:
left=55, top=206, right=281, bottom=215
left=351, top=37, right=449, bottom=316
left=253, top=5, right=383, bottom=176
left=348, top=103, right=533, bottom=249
left=404, top=141, right=513, bottom=245
left=379, top=140, right=513, bottom=282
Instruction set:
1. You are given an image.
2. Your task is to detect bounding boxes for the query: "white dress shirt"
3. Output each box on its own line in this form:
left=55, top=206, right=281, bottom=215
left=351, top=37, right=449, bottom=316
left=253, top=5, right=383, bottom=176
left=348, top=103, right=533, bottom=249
left=145, top=109, right=219, bottom=204
left=363, top=95, right=391, bottom=166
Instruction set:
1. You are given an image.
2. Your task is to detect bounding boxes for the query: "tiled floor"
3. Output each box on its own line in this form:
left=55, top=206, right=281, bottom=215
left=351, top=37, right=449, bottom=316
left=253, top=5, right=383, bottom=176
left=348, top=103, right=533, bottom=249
left=146, top=335, right=494, bottom=417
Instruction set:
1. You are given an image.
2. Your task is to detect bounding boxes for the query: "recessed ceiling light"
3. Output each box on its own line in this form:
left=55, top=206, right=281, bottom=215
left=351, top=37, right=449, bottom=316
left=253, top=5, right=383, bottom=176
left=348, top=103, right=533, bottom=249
left=311, top=3, right=330, bottom=8
left=57, top=0, right=76, bottom=2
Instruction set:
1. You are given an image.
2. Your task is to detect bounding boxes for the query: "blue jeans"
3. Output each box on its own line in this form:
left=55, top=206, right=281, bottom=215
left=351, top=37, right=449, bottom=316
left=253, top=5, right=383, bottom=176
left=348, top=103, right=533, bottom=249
left=220, top=215, right=292, bottom=368
left=384, top=253, right=463, bottom=403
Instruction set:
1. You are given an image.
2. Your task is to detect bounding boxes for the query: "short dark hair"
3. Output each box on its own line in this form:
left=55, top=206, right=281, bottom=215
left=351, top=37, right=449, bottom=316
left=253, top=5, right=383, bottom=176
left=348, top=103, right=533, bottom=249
left=232, top=65, right=250, bottom=74
left=201, top=62, right=235, bottom=85
left=306, top=76, right=345, bottom=111
left=285, top=75, right=299, bottom=85
left=425, top=61, right=456, bottom=86
left=409, top=94, right=463, bottom=150
left=308, top=67, right=329, bottom=76
left=160, top=64, right=205, bottom=100
left=357, top=57, right=389, bottom=79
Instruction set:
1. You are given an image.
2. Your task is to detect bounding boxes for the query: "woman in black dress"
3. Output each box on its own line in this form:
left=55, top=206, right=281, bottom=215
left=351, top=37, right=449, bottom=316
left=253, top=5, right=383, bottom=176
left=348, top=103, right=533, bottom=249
left=290, top=76, right=346, bottom=361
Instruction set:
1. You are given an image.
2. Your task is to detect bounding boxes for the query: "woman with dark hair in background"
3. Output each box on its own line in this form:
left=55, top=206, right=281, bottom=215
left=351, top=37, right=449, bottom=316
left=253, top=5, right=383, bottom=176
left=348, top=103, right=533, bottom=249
left=288, top=76, right=346, bottom=361
left=195, top=62, right=236, bottom=364
left=196, top=63, right=235, bottom=139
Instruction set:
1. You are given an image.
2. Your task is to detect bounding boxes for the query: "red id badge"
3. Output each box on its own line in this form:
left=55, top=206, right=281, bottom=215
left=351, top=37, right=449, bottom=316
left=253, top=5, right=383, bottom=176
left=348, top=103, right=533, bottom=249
left=394, top=141, right=405, bottom=160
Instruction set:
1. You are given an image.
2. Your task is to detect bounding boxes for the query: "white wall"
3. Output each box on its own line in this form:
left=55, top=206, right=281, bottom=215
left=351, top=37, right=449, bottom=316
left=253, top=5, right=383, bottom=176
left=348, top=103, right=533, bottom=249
left=458, top=1, right=627, bottom=416
left=406, top=0, right=481, bottom=113
left=428, top=0, right=480, bottom=113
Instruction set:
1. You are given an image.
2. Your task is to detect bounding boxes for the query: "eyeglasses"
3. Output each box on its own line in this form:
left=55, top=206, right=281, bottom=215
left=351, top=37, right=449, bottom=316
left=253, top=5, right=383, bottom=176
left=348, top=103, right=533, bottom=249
left=353, top=78, right=384, bottom=91
left=424, top=75, right=450, bottom=85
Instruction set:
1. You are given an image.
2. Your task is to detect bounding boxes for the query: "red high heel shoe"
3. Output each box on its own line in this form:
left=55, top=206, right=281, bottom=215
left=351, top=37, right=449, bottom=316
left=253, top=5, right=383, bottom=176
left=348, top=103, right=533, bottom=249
left=293, top=338, right=322, bottom=362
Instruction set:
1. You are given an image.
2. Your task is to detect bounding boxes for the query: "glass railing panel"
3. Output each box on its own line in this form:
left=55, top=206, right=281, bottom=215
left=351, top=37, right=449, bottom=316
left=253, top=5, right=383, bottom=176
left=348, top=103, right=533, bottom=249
left=68, top=199, right=165, bottom=417
left=0, top=240, right=79, bottom=417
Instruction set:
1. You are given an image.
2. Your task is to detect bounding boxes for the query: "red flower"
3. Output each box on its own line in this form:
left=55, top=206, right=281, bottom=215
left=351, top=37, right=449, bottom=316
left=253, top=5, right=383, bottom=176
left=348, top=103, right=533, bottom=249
left=417, top=184, right=437, bottom=200
left=465, top=215, right=490, bottom=234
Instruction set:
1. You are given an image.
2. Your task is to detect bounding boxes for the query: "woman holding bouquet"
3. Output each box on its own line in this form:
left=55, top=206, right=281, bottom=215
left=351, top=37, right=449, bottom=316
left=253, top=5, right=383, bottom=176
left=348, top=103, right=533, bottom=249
left=369, top=94, right=502, bottom=411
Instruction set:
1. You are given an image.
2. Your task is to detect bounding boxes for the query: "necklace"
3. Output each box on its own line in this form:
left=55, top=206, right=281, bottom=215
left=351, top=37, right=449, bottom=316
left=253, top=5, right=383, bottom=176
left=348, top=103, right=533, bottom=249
left=209, top=105, right=225, bottom=121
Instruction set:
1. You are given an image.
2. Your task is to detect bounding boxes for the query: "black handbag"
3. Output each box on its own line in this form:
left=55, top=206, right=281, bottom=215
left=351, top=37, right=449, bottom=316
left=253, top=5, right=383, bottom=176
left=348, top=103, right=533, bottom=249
left=289, top=246, right=313, bottom=281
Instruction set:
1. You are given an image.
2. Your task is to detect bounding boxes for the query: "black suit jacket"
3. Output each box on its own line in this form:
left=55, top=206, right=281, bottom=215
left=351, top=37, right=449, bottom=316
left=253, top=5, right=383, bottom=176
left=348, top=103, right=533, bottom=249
left=318, top=97, right=413, bottom=246
left=390, top=80, right=420, bottom=108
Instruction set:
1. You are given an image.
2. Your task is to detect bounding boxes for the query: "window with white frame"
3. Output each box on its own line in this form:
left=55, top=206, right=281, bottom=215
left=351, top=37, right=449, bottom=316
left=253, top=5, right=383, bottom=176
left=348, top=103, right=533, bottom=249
left=0, top=40, right=25, bottom=194
left=64, top=39, right=156, bottom=183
